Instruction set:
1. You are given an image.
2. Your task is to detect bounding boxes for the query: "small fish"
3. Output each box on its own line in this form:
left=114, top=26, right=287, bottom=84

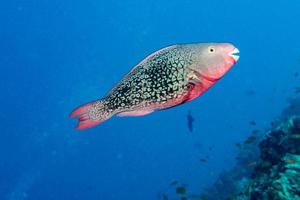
left=244, top=140, right=253, bottom=145
left=249, top=121, right=256, bottom=126
left=260, top=160, right=272, bottom=168
left=295, top=87, right=300, bottom=94
left=208, top=146, right=213, bottom=151
left=235, top=143, right=242, bottom=148
left=200, top=159, right=207, bottom=163
left=290, top=134, right=300, bottom=139
left=252, top=129, right=260, bottom=134
left=176, top=186, right=187, bottom=195
left=170, top=180, right=179, bottom=186
left=70, top=43, right=239, bottom=130
left=286, top=159, right=297, bottom=164
left=158, top=193, right=169, bottom=200
left=199, top=194, right=208, bottom=200
left=162, top=194, right=169, bottom=200
left=245, top=90, right=255, bottom=96
left=246, top=161, right=257, bottom=168
left=289, top=105, right=296, bottom=111
left=180, top=197, right=188, bottom=200
left=187, top=110, right=195, bottom=133
left=244, top=136, right=256, bottom=144
left=247, top=135, right=256, bottom=141
left=295, top=72, right=299, bottom=77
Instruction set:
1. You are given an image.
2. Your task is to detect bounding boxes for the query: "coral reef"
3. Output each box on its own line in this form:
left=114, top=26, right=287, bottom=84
left=205, top=97, right=300, bottom=200
left=244, top=116, right=300, bottom=200
left=160, top=96, right=300, bottom=200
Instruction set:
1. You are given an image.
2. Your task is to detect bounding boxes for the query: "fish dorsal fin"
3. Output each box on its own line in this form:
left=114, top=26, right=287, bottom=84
left=108, top=45, right=178, bottom=96
left=129, top=44, right=178, bottom=73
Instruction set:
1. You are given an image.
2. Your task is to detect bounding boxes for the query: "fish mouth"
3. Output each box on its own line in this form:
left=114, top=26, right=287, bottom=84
left=228, top=48, right=240, bottom=63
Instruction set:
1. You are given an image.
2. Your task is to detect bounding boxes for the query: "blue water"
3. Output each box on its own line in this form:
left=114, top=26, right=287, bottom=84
left=1, top=0, right=300, bottom=199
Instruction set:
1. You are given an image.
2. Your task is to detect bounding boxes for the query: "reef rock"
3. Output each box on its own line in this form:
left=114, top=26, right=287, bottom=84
left=205, top=115, right=300, bottom=200
left=246, top=116, right=300, bottom=200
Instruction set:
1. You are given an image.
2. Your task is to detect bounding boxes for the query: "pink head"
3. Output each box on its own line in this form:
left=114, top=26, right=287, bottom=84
left=186, top=43, right=239, bottom=81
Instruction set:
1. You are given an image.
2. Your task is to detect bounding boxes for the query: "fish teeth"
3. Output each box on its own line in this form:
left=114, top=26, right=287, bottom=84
left=229, top=48, right=240, bottom=62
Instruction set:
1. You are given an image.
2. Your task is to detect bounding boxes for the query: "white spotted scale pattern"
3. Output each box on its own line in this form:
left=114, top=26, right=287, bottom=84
left=96, top=45, right=195, bottom=115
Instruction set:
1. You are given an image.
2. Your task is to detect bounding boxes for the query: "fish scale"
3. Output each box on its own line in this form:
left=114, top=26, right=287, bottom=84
left=70, top=43, right=239, bottom=130
left=106, top=46, right=191, bottom=112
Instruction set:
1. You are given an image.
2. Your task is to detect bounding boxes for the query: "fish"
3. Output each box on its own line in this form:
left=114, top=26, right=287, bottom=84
left=289, top=105, right=296, bottom=111
left=245, top=90, right=256, bottom=96
left=249, top=121, right=256, bottom=126
left=187, top=110, right=195, bottom=132
left=252, top=129, right=260, bottom=134
left=162, top=194, right=169, bottom=200
left=295, top=72, right=299, bottom=77
left=235, top=143, right=242, bottom=148
left=176, top=186, right=187, bottom=195
left=70, top=43, right=239, bottom=130
left=244, top=135, right=256, bottom=144
left=200, top=159, right=207, bottom=163
left=290, top=134, right=300, bottom=139
left=170, top=180, right=179, bottom=186
left=260, top=160, right=272, bottom=168
left=157, top=192, right=169, bottom=200
left=286, top=158, right=297, bottom=164
left=295, top=87, right=300, bottom=94
left=246, top=161, right=257, bottom=168
left=199, top=194, right=208, bottom=200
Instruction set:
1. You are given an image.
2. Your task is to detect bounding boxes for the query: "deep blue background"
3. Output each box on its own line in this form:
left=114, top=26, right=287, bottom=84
left=1, top=0, right=300, bottom=199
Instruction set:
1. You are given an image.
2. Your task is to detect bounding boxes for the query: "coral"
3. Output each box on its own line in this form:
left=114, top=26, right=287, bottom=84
left=248, top=153, right=300, bottom=200
left=246, top=116, right=300, bottom=200
left=164, top=97, right=300, bottom=200
left=205, top=115, right=300, bottom=200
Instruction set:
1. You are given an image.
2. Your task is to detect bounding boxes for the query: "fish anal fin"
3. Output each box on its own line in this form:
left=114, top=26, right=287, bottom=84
left=117, top=109, right=154, bottom=117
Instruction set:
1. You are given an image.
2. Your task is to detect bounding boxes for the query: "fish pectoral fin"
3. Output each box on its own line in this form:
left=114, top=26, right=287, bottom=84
left=117, top=109, right=154, bottom=117
left=185, top=81, right=204, bottom=102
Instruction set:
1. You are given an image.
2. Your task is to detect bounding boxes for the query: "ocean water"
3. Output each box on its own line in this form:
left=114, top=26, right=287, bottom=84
left=1, top=0, right=300, bottom=199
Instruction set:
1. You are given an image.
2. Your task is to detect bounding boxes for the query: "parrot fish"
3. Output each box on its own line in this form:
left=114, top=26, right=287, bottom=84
left=70, top=43, right=239, bottom=130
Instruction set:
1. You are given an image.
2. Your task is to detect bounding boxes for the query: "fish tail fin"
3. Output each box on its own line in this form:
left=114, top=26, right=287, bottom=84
left=69, top=99, right=112, bottom=130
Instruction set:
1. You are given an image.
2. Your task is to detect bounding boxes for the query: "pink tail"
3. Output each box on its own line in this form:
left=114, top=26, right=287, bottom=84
left=70, top=100, right=112, bottom=130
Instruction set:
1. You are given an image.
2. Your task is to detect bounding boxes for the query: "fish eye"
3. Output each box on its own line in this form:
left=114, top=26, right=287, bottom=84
left=208, top=46, right=215, bottom=53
